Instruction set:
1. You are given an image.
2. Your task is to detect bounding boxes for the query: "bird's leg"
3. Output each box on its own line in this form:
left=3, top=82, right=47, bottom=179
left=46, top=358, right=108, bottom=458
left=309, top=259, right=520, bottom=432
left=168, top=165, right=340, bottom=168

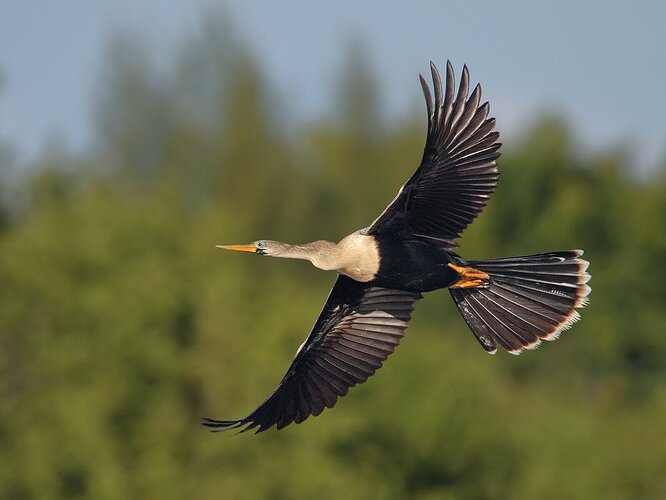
left=448, top=263, right=490, bottom=289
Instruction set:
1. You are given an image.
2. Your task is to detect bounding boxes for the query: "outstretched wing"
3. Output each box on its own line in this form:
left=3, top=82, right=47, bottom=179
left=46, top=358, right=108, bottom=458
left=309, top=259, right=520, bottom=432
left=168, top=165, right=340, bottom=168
left=367, top=61, right=500, bottom=241
left=202, top=276, right=422, bottom=433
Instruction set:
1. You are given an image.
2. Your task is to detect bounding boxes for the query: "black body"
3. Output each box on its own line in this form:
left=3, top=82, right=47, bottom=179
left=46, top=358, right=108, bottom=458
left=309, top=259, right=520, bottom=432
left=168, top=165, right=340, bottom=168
left=372, top=237, right=458, bottom=292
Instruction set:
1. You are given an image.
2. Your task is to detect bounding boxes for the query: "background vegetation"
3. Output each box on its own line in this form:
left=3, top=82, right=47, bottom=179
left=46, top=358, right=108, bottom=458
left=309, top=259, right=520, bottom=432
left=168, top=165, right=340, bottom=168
left=1, top=17, right=665, bottom=500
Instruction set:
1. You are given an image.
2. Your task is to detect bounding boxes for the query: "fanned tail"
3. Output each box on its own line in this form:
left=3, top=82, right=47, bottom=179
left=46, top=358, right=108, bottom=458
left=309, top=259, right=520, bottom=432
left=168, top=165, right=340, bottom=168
left=450, top=250, right=590, bottom=355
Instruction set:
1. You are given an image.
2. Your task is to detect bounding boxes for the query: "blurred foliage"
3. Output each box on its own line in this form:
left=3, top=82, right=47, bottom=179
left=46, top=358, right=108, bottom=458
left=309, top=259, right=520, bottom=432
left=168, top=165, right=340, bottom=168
left=1, top=15, right=666, bottom=500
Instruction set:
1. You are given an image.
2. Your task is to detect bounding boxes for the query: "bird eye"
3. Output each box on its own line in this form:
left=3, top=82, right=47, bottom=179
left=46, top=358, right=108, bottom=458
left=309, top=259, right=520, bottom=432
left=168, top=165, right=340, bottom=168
left=255, top=240, right=266, bottom=249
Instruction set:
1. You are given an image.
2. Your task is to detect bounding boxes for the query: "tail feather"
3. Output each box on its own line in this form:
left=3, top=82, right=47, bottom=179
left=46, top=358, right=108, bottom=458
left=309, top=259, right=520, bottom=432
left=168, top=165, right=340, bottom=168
left=450, top=250, right=590, bottom=355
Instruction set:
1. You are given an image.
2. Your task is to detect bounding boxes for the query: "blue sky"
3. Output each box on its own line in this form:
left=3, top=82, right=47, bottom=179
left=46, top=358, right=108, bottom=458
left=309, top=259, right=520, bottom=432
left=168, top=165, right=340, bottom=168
left=1, top=1, right=665, bottom=173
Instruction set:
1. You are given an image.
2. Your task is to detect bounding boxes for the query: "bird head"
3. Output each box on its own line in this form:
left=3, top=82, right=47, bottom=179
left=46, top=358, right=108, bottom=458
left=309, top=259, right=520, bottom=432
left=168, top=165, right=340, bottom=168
left=216, top=240, right=274, bottom=256
left=216, top=239, right=335, bottom=266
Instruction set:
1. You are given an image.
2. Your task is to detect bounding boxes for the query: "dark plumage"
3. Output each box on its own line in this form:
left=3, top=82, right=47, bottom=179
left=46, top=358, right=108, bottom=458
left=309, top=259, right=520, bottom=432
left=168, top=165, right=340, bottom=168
left=203, top=277, right=421, bottom=432
left=204, top=61, right=591, bottom=433
left=367, top=62, right=500, bottom=241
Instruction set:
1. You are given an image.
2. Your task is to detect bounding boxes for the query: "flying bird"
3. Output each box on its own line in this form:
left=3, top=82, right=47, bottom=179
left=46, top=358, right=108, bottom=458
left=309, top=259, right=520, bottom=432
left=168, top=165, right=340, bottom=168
left=203, top=61, right=591, bottom=433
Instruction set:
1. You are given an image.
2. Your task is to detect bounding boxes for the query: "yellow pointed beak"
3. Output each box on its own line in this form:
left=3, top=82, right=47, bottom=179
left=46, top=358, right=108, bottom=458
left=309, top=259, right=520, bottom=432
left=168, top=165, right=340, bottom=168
left=216, top=244, right=257, bottom=253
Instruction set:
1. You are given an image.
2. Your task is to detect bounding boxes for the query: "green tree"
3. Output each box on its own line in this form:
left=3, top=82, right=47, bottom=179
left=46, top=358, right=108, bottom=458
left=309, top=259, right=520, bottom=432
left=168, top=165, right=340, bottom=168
left=1, top=14, right=665, bottom=500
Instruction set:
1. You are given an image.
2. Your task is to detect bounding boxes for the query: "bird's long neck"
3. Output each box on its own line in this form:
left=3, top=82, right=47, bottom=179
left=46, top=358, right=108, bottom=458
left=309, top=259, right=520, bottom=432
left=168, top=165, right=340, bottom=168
left=275, top=234, right=380, bottom=282
left=276, top=241, right=340, bottom=270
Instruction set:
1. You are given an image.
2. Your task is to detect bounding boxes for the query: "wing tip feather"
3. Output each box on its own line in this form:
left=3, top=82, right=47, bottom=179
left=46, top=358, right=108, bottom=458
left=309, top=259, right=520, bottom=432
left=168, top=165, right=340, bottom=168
left=201, top=417, right=246, bottom=433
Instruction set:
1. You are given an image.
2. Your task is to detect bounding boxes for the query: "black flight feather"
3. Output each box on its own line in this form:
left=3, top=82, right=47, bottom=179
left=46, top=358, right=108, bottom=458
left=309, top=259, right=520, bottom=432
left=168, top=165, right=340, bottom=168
left=202, top=276, right=421, bottom=433
left=367, top=60, right=500, bottom=241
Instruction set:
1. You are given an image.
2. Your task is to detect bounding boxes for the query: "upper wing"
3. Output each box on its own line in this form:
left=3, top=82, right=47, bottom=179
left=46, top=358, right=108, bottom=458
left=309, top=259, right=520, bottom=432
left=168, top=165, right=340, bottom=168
left=367, top=61, right=501, bottom=241
left=202, top=275, right=422, bottom=433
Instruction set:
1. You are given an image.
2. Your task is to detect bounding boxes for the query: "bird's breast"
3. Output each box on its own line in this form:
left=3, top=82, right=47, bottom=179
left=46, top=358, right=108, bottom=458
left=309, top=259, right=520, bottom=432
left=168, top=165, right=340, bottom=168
left=333, top=234, right=381, bottom=283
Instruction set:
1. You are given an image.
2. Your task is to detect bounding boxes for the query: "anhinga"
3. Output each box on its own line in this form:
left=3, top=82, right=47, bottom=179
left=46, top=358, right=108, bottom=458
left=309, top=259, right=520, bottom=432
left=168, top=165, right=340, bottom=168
left=203, top=61, right=591, bottom=433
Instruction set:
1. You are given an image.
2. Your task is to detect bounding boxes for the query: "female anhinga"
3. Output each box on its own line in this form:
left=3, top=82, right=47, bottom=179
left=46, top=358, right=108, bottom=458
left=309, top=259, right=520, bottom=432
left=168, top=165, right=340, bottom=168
left=203, top=62, right=591, bottom=434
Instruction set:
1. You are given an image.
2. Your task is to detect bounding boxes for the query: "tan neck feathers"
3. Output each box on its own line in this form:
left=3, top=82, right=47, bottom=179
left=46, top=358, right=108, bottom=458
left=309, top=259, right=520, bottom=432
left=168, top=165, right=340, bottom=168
left=272, top=233, right=379, bottom=283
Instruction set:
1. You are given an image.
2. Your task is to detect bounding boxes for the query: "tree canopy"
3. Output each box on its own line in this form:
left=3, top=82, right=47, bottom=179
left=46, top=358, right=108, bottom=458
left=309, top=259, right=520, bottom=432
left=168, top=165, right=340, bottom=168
left=1, top=17, right=665, bottom=500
